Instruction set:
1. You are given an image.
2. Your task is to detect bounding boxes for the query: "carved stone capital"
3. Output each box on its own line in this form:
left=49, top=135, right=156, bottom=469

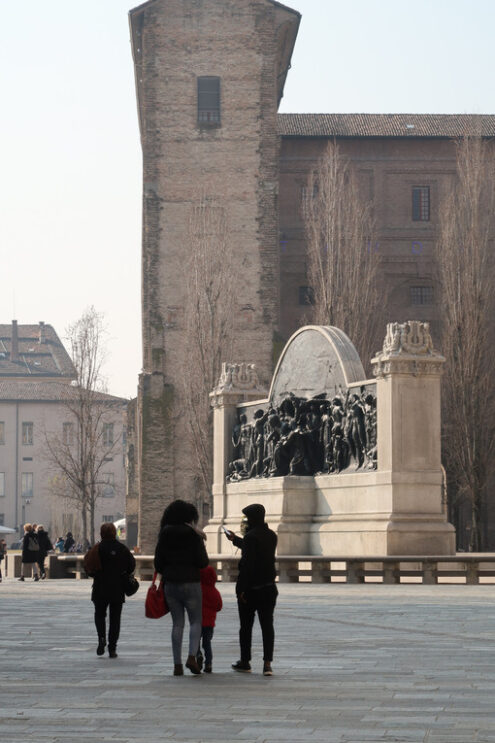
left=371, top=321, right=445, bottom=378
left=210, top=362, right=266, bottom=408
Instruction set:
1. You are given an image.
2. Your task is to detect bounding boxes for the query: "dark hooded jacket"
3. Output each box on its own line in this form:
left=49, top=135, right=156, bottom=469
left=154, top=524, right=209, bottom=583
left=91, top=538, right=136, bottom=604
left=232, top=504, right=277, bottom=595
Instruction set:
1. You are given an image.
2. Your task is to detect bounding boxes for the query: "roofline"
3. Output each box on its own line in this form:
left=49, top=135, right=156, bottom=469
left=268, top=0, right=301, bottom=20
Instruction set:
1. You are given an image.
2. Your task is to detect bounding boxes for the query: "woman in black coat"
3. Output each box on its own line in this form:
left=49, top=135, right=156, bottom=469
left=19, top=523, right=40, bottom=581
left=84, top=522, right=136, bottom=658
left=36, top=525, right=52, bottom=579
left=154, top=500, right=209, bottom=676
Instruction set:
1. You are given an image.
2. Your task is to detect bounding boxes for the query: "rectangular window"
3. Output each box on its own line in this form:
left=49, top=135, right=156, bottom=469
left=412, top=186, right=430, bottom=221
left=63, top=422, right=74, bottom=446
left=298, top=286, right=315, bottom=306
left=0, top=473, right=4, bottom=497
left=0, top=421, right=4, bottom=445
left=21, top=472, right=33, bottom=499
left=197, top=76, right=220, bottom=125
left=102, top=473, right=115, bottom=498
left=102, top=514, right=114, bottom=523
left=410, top=286, right=434, bottom=305
left=22, top=422, right=33, bottom=445
left=102, top=423, right=114, bottom=447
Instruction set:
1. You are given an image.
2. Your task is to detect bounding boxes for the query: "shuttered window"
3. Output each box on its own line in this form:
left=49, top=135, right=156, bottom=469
left=197, top=76, right=221, bottom=126
left=412, top=186, right=430, bottom=221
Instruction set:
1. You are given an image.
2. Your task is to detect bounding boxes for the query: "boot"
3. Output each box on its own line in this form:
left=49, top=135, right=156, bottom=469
left=185, top=655, right=202, bottom=674
left=96, top=638, right=106, bottom=656
left=173, top=664, right=184, bottom=676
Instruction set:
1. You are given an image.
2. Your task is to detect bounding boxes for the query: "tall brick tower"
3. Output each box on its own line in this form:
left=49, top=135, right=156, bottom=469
left=128, top=0, right=300, bottom=550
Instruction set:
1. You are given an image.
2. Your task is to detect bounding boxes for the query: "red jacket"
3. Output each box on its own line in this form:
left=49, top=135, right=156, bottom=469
left=200, top=566, right=222, bottom=627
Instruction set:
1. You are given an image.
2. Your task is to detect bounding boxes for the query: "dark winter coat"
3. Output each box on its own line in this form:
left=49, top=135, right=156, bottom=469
left=90, top=539, right=136, bottom=604
left=232, top=504, right=277, bottom=595
left=200, top=566, right=223, bottom=627
left=36, top=530, right=52, bottom=558
left=63, top=533, right=75, bottom=553
left=154, top=524, right=209, bottom=583
left=22, top=531, right=40, bottom=564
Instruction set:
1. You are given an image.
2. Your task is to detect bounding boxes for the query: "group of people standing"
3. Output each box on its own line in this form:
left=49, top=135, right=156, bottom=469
left=85, top=499, right=278, bottom=676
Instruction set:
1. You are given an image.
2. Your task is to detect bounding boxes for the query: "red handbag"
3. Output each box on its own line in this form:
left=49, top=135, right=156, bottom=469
left=145, top=572, right=169, bottom=618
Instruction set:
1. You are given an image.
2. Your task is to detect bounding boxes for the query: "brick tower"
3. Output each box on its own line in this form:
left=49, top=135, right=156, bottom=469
left=128, top=0, right=300, bottom=550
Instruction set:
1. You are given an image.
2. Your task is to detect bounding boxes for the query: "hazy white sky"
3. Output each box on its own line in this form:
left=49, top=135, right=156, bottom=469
left=2, top=0, right=493, bottom=398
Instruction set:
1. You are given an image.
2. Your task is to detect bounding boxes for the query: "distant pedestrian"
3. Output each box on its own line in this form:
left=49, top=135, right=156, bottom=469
left=196, top=565, right=222, bottom=673
left=226, top=503, right=278, bottom=676
left=54, top=536, right=65, bottom=553
left=63, top=532, right=75, bottom=553
left=83, top=522, right=136, bottom=658
left=36, top=525, right=52, bottom=579
left=19, top=523, right=40, bottom=582
left=0, top=539, right=6, bottom=582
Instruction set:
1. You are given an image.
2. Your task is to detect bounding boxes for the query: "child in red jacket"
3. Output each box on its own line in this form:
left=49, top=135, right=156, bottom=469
left=196, top=565, right=223, bottom=673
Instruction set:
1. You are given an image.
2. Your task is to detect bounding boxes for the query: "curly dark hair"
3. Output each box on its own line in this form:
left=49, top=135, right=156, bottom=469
left=160, top=499, right=199, bottom=531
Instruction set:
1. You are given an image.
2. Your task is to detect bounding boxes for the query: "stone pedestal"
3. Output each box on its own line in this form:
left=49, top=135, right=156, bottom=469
left=207, top=323, right=456, bottom=557
left=205, top=363, right=267, bottom=553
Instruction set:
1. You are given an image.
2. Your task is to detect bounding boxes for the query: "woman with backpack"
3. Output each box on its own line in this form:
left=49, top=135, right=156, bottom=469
left=19, top=523, right=40, bottom=582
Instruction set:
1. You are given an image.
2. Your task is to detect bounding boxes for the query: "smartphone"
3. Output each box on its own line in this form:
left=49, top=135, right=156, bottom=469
left=222, top=526, right=231, bottom=536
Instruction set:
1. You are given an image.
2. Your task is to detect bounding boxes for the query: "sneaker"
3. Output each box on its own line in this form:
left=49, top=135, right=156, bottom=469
left=96, top=638, right=106, bottom=656
left=33, top=575, right=40, bottom=582
left=41, top=572, right=46, bottom=580
left=232, top=660, right=251, bottom=673
left=204, top=665, right=212, bottom=673
left=185, top=655, right=202, bottom=675
left=18, top=576, right=25, bottom=582
left=263, top=662, right=273, bottom=676
left=173, top=664, right=184, bottom=676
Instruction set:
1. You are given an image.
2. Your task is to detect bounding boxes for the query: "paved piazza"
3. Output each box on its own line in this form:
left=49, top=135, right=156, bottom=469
left=1, top=579, right=495, bottom=742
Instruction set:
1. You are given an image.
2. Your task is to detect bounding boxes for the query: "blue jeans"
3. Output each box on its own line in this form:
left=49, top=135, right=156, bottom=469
left=164, top=582, right=202, bottom=664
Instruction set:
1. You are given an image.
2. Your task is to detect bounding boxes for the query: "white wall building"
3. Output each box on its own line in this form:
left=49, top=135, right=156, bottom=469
left=0, top=322, right=127, bottom=544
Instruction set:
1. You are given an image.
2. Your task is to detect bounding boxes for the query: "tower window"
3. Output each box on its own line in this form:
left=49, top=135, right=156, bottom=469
left=197, top=76, right=221, bottom=126
left=412, top=186, right=430, bottom=221
left=410, top=286, right=433, bottom=305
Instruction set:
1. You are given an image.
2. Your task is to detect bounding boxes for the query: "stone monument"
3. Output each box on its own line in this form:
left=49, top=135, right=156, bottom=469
left=205, top=323, right=455, bottom=556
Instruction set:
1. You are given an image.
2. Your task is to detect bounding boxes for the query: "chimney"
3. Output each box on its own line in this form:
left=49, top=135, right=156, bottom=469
left=39, top=321, right=45, bottom=344
left=11, top=320, right=19, bottom=361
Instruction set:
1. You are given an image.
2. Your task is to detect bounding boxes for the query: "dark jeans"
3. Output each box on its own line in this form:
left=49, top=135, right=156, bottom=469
left=237, top=584, right=278, bottom=663
left=197, top=626, right=214, bottom=666
left=37, top=555, right=46, bottom=575
left=93, top=599, right=123, bottom=650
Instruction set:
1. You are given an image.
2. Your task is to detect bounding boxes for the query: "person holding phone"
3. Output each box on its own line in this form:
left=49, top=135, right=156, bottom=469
left=225, top=503, right=277, bottom=676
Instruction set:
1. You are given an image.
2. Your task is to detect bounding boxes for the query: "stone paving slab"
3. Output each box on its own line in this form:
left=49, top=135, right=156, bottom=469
left=1, top=580, right=495, bottom=742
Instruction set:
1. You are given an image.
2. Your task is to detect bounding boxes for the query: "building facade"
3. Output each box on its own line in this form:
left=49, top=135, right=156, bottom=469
left=128, top=0, right=495, bottom=551
left=0, top=322, right=127, bottom=543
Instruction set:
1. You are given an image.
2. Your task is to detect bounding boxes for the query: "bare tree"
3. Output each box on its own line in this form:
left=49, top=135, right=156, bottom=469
left=179, top=196, right=237, bottom=510
left=437, top=135, right=495, bottom=551
left=303, top=141, right=383, bottom=368
left=45, top=307, right=124, bottom=543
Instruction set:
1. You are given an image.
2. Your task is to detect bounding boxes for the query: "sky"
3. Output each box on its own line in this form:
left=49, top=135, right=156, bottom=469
left=1, top=0, right=494, bottom=399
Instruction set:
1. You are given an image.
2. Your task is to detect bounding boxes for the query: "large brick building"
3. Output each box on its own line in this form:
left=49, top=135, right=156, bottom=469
left=128, top=0, right=495, bottom=551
